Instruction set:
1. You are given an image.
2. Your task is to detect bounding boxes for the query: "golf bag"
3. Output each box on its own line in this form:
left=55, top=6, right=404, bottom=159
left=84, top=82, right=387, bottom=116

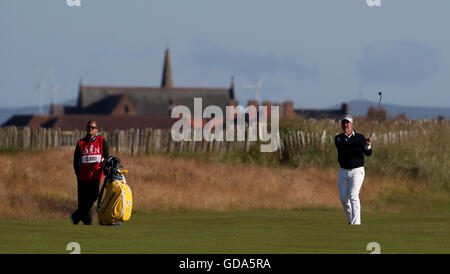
left=97, top=155, right=133, bottom=225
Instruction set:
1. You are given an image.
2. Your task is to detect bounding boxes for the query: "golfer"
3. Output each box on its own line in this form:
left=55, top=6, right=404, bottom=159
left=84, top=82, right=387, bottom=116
left=71, top=121, right=109, bottom=225
left=334, top=115, right=372, bottom=225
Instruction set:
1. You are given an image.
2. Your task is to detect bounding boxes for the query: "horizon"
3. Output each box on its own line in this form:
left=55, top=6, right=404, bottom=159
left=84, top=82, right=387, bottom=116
left=1, top=97, right=449, bottom=110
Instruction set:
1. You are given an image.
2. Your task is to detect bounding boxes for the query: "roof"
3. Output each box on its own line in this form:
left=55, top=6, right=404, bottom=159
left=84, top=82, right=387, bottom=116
left=78, top=85, right=232, bottom=116
left=2, top=114, right=177, bottom=130
left=2, top=115, right=51, bottom=128
left=294, top=109, right=345, bottom=120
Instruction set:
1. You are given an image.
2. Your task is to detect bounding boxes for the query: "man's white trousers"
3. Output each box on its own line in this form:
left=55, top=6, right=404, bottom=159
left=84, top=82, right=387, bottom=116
left=338, top=167, right=365, bottom=225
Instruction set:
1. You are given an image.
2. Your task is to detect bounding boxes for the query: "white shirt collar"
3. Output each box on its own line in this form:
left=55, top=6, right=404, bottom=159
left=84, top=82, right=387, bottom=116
left=344, top=131, right=355, bottom=138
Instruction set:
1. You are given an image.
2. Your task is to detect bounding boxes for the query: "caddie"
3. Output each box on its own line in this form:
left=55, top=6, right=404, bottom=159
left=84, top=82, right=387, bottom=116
left=70, top=120, right=109, bottom=225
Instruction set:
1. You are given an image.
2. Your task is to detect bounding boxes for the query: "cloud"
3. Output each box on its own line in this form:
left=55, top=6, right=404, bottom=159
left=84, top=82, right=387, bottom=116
left=190, top=40, right=319, bottom=82
left=356, top=41, right=439, bottom=85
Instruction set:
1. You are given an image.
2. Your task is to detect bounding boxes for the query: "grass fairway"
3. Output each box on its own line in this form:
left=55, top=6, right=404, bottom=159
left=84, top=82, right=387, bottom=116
left=1, top=209, right=449, bottom=254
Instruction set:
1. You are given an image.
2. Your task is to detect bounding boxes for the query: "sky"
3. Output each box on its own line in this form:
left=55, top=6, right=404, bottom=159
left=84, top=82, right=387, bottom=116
left=1, top=0, right=450, bottom=110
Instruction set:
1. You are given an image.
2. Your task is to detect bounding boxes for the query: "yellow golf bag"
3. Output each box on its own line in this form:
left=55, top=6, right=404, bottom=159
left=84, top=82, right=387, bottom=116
left=97, top=156, right=133, bottom=225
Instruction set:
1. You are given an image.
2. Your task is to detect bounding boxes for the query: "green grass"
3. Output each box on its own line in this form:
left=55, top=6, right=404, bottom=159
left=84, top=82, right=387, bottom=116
left=1, top=209, right=448, bottom=254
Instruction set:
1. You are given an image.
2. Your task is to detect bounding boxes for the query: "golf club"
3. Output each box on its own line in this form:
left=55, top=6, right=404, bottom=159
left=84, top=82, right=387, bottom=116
left=369, top=91, right=383, bottom=139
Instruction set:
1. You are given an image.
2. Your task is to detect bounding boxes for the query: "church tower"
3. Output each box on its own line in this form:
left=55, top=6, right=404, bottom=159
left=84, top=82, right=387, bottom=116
left=229, top=75, right=235, bottom=100
left=161, top=48, right=173, bottom=88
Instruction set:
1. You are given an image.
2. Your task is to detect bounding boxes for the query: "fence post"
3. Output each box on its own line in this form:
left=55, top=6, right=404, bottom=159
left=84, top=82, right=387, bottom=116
left=132, top=128, right=139, bottom=156
left=321, top=130, right=327, bottom=145
left=154, top=129, right=161, bottom=152
left=145, top=128, right=152, bottom=154
left=23, top=127, right=31, bottom=149
left=118, top=130, right=125, bottom=154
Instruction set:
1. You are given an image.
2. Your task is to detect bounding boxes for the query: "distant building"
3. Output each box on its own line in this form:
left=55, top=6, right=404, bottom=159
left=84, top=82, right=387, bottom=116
left=293, top=102, right=349, bottom=120
left=261, top=100, right=349, bottom=120
left=2, top=49, right=236, bottom=131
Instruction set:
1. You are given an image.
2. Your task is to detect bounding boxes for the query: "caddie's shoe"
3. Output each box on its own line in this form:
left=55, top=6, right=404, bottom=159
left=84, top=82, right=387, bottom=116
left=81, top=217, right=92, bottom=225
left=82, top=214, right=92, bottom=225
left=70, top=213, right=80, bottom=225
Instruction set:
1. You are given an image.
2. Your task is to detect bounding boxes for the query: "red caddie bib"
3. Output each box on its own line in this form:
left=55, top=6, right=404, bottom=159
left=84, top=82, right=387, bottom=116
left=78, top=136, right=104, bottom=181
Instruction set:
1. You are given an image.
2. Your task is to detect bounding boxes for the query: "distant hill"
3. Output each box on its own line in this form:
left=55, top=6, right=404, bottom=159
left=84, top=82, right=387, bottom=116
left=0, top=99, right=77, bottom=126
left=331, top=100, right=450, bottom=119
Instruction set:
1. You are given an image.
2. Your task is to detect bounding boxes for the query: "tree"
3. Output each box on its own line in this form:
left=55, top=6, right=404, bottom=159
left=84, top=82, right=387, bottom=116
left=395, top=113, right=408, bottom=120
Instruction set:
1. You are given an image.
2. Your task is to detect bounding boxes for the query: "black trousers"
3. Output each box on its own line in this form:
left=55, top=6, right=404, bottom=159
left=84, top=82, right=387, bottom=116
left=71, top=179, right=100, bottom=224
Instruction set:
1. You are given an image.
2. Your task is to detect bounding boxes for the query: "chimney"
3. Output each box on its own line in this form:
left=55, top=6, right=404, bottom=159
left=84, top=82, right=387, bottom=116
left=341, top=102, right=350, bottom=115
left=262, top=101, right=272, bottom=119
left=77, top=80, right=83, bottom=109
left=282, top=100, right=294, bottom=118
left=247, top=100, right=259, bottom=121
left=50, top=104, right=64, bottom=115
left=247, top=100, right=259, bottom=107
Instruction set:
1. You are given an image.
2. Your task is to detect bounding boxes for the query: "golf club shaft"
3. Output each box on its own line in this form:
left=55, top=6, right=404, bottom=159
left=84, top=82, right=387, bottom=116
left=369, top=93, right=382, bottom=139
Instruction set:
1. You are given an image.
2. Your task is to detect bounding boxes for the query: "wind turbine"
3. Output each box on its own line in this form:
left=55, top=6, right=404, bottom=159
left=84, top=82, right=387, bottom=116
left=244, top=74, right=266, bottom=104
left=30, top=69, right=61, bottom=114
left=49, top=82, right=60, bottom=105
left=34, top=81, right=60, bottom=114
left=35, top=82, right=48, bottom=114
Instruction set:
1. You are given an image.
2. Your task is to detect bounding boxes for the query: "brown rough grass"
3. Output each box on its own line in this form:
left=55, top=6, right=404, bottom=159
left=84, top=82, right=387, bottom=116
left=0, top=148, right=439, bottom=220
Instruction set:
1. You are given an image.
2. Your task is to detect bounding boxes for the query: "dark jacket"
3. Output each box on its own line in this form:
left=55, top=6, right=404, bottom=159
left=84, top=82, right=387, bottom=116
left=335, top=131, right=372, bottom=169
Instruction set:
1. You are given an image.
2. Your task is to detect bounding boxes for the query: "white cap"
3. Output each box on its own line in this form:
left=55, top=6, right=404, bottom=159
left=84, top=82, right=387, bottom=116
left=341, top=114, right=353, bottom=123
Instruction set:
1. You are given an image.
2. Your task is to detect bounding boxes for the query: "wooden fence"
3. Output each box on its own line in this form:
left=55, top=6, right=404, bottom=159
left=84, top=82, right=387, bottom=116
left=0, top=126, right=416, bottom=155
